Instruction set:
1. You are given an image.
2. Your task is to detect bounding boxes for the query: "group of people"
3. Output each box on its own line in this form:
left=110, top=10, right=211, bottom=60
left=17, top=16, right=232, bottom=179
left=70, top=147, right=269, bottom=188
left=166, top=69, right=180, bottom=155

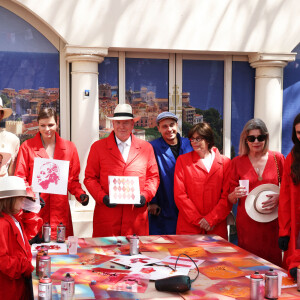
left=0, top=99, right=299, bottom=298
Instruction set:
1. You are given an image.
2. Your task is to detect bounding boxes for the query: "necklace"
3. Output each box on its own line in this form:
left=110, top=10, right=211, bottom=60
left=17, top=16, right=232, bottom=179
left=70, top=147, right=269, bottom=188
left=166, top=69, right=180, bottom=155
left=255, top=167, right=263, bottom=181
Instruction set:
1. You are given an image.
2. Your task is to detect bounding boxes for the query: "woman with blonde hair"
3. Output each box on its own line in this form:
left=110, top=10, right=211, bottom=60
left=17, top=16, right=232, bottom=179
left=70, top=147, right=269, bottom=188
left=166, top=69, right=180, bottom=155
left=229, top=118, right=284, bottom=266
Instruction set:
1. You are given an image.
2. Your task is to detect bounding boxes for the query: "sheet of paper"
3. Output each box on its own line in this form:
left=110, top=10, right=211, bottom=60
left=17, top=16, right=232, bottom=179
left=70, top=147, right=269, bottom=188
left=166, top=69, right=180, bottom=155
left=107, top=273, right=149, bottom=293
left=108, top=176, right=140, bottom=204
left=32, top=157, right=69, bottom=195
left=130, top=265, right=190, bottom=281
left=31, top=242, right=68, bottom=253
left=110, top=254, right=161, bottom=267
left=157, top=255, right=204, bottom=269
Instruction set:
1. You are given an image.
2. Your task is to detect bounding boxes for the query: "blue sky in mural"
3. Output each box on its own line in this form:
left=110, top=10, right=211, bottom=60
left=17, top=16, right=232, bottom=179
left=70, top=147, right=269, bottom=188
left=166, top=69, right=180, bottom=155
left=0, top=7, right=59, bottom=91
left=0, top=52, right=59, bottom=90
left=125, top=58, right=168, bottom=97
left=0, top=7, right=57, bottom=53
left=282, top=47, right=300, bottom=156
left=183, top=60, right=224, bottom=115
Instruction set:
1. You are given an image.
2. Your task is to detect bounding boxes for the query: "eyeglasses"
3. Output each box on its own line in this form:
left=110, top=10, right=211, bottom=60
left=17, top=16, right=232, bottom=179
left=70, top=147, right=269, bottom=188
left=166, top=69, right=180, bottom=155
left=246, top=135, right=267, bottom=143
left=189, top=137, right=204, bottom=143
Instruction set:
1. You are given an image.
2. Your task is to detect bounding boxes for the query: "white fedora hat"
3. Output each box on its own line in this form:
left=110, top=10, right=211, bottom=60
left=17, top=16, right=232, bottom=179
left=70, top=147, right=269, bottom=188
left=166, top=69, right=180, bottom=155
left=0, top=176, right=35, bottom=200
left=0, top=97, right=12, bottom=120
left=245, top=184, right=279, bottom=223
left=106, top=104, right=140, bottom=121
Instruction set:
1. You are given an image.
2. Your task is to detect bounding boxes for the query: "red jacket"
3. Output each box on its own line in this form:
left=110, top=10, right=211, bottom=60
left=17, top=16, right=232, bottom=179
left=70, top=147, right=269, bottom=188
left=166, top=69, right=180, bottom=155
left=174, top=148, right=231, bottom=239
left=279, top=152, right=300, bottom=271
left=84, top=132, right=159, bottom=237
left=0, top=213, right=33, bottom=300
left=15, top=132, right=86, bottom=239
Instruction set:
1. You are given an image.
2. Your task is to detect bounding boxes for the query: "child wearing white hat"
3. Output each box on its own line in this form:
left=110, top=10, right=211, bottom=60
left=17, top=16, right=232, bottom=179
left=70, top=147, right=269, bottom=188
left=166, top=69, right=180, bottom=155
left=0, top=176, right=40, bottom=300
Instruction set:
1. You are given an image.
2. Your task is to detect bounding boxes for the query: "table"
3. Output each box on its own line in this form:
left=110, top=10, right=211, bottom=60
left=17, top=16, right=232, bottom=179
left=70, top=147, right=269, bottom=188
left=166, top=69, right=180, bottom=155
left=32, top=234, right=299, bottom=299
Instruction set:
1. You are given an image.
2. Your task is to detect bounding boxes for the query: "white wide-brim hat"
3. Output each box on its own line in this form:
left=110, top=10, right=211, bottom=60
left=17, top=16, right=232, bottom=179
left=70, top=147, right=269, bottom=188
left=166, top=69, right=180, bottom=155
left=0, top=176, right=35, bottom=200
left=106, top=104, right=140, bottom=121
left=245, top=184, right=279, bottom=223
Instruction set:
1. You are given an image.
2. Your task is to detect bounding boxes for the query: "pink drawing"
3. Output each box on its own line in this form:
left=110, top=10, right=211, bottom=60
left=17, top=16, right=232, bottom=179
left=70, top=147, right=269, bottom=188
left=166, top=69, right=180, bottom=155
left=37, top=161, right=60, bottom=189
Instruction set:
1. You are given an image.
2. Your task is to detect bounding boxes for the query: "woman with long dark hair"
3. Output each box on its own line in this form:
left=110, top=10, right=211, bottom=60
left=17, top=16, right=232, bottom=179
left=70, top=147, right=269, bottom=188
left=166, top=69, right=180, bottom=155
left=278, top=113, right=300, bottom=279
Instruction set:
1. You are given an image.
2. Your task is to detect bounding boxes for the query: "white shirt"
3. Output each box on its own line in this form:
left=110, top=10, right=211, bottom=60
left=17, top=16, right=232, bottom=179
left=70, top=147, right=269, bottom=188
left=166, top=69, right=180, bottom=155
left=10, top=215, right=25, bottom=245
left=116, top=136, right=131, bottom=163
left=201, top=150, right=215, bottom=173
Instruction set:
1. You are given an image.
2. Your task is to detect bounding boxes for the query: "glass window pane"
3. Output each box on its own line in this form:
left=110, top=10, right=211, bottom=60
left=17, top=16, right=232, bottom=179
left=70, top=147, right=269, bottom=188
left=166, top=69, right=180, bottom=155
left=282, top=44, right=300, bottom=156
left=182, top=60, right=224, bottom=152
left=0, top=7, right=59, bottom=143
left=231, top=61, right=255, bottom=157
left=98, top=57, right=119, bottom=139
left=125, top=58, right=169, bottom=141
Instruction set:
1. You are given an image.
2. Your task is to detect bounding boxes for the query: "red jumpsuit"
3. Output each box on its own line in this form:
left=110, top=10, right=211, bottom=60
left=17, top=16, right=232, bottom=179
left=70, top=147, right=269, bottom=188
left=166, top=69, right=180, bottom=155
left=15, top=132, right=86, bottom=239
left=174, top=148, right=232, bottom=240
left=0, top=213, right=34, bottom=300
left=279, top=152, right=300, bottom=271
left=84, top=132, right=159, bottom=237
left=229, top=151, right=284, bottom=266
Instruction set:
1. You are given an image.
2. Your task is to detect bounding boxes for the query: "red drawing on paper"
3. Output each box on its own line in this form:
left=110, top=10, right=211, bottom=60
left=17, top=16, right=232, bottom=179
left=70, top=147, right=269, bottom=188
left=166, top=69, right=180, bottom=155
left=37, top=161, right=60, bottom=189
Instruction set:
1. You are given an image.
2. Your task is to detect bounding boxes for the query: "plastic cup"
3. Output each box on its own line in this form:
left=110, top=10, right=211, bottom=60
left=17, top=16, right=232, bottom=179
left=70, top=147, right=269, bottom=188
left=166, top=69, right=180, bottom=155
left=239, top=180, right=249, bottom=195
left=68, top=236, right=78, bottom=255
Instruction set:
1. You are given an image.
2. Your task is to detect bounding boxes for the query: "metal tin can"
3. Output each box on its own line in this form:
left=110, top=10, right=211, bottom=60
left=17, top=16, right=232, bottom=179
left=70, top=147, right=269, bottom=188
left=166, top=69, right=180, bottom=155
left=39, top=253, right=51, bottom=279
left=36, top=246, right=48, bottom=276
left=57, top=222, right=66, bottom=243
left=297, top=265, right=300, bottom=291
left=129, top=234, right=139, bottom=255
left=38, top=275, right=52, bottom=300
left=250, top=271, right=264, bottom=300
left=42, top=223, right=51, bottom=243
left=61, top=272, right=75, bottom=300
left=265, top=268, right=278, bottom=299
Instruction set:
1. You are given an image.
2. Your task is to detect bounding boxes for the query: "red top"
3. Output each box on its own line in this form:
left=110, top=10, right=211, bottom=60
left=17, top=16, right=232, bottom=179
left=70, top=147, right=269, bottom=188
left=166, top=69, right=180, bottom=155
left=229, top=151, right=285, bottom=267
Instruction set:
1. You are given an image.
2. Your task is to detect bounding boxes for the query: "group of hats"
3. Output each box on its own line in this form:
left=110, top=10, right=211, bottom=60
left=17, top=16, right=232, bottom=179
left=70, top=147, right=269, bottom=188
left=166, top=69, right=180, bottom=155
left=106, top=103, right=178, bottom=124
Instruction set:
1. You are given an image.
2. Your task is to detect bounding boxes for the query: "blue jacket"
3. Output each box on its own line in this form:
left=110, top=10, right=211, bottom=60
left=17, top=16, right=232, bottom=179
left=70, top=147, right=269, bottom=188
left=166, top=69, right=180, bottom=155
left=149, top=134, right=193, bottom=234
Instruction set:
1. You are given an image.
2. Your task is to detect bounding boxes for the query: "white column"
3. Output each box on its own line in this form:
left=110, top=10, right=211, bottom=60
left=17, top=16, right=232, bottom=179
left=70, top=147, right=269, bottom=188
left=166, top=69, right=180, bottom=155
left=65, top=46, right=108, bottom=178
left=65, top=47, right=108, bottom=237
left=249, top=53, right=295, bottom=152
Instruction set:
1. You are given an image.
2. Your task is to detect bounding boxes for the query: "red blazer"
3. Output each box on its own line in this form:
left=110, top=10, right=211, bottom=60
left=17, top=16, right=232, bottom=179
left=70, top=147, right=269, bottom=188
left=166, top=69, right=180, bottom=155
left=0, top=213, right=33, bottom=300
left=279, top=152, right=300, bottom=271
left=15, top=132, right=86, bottom=239
left=84, top=132, right=159, bottom=237
left=174, top=148, right=231, bottom=239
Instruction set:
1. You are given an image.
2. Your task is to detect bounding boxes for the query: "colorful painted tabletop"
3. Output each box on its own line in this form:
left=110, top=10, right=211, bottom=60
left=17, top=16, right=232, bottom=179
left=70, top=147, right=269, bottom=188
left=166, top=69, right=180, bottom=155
left=32, top=235, right=299, bottom=299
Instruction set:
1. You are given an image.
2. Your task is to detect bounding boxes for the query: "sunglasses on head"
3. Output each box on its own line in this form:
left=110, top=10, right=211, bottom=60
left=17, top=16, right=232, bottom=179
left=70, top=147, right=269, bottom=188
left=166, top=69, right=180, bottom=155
left=246, top=135, right=267, bottom=142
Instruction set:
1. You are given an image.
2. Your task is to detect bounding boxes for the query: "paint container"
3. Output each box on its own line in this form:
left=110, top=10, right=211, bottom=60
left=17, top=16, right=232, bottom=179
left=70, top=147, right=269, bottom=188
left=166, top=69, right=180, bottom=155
left=42, top=223, right=51, bottom=243
left=250, top=271, right=264, bottom=300
left=61, top=272, right=75, bottom=300
left=38, top=275, right=52, bottom=300
left=57, top=222, right=66, bottom=243
left=39, top=253, right=51, bottom=279
left=129, top=234, right=139, bottom=255
left=297, top=265, right=300, bottom=292
left=265, top=268, right=278, bottom=299
left=36, top=246, right=48, bottom=276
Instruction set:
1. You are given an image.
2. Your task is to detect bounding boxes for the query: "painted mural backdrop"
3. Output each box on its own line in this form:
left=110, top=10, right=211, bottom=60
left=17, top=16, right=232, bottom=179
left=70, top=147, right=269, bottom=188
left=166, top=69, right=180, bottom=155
left=0, top=7, right=60, bottom=144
